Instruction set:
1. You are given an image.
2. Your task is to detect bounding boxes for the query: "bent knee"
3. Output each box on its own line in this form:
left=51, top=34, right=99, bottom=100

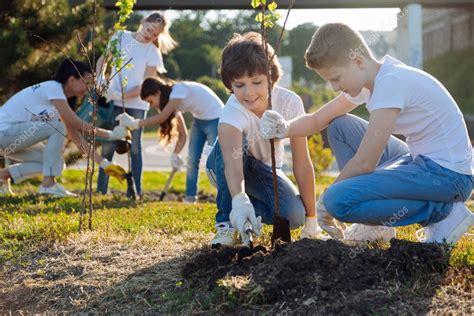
left=286, top=198, right=306, bottom=228
left=322, top=185, right=354, bottom=222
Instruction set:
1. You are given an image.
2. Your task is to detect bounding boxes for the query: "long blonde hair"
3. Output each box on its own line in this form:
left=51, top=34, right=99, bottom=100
left=141, top=11, right=178, bottom=54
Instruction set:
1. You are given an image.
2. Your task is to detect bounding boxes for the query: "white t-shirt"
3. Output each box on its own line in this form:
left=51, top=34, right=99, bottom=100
left=0, top=81, right=66, bottom=131
left=109, top=31, right=164, bottom=111
left=345, top=55, right=472, bottom=175
left=219, top=86, right=305, bottom=167
left=170, top=82, right=224, bottom=120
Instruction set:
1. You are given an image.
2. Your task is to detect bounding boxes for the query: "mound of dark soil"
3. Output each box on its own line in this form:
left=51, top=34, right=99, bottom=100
left=182, top=239, right=469, bottom=314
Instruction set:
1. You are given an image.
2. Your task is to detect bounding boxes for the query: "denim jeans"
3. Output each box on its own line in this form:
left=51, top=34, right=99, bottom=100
left=323, top=114, right=473, bottom=227
left=206, top=140, right=306, bottom=228
left=185, top=117, right=219, bottom=200
left=97, top=105, right=146, bottom=194
left=0, top=120, right=65, bottom=183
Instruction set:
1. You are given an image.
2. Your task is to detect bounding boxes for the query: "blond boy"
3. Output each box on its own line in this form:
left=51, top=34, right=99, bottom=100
left=260, top=23, right=473, bottom=244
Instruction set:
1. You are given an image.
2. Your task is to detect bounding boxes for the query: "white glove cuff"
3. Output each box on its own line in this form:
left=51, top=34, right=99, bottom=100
left=232, top=192, right=250, bottom=208
left=105, top=130, right=114, bottom=140
left=129, top=120, right=140, bottom=130
left=99, top=158, right=110, bottom=169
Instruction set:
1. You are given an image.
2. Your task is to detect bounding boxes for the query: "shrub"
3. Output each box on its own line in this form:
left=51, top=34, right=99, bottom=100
left=307, top=133, right=333, bottom=176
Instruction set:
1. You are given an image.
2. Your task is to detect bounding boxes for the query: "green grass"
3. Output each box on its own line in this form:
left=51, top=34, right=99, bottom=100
left=0, top=170, right=473, bottom=313
left=1, top=170, right=471, bottom=265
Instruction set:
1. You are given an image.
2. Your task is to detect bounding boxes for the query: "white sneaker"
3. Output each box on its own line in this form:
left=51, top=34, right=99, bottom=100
left=344, top=224, right=396, bottom=242
left=416, top=202, right=474, bottom=244
left=183, top=196, right=197, bottom=205
left=0, top=179, right=14, bottom=195
left=38, top=183, right=77, bottom=197
left=211, top=222, right=235, bottom=247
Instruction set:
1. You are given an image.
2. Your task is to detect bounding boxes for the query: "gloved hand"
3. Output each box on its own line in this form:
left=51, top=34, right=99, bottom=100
left=259, top=110, right=290, bottom=139
left=170, top=153, right=185, bottom=170
left=317, top=193, right=345, bottom=240
left=116, top=113, right=140, bottom=130
left=99, top=159, right=126, bottom=182
left=300, top=216, right=323, bottom=239
left=107, top=125, right=129, bottom=140
left=105, top=88, right=121, bottom=103
left=230, top=193, right=262, bottom=244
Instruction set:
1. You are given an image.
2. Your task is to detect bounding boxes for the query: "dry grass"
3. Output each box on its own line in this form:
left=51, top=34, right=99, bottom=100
left=1, top=229, right=211, bottom=313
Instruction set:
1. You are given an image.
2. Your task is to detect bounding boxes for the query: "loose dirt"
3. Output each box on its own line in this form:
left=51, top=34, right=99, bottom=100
left=183, top=238, right=473, bottom=314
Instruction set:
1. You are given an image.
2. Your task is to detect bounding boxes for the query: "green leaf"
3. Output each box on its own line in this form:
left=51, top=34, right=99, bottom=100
left=250, top=0, right=261, bottom=9
left=268, top=1, right=277, bottom=11
left=255, top=12, right=264, bottom=23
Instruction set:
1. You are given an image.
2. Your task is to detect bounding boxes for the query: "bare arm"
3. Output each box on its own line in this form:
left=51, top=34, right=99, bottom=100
left=335, top=108, right=400, bottom=183
left=138, top=99, right=181, bottom=128
left=52, top=99, right=114, bottom=139
left=120, top=65, right=157, bottom=100
left=290, top=136, right=316, bottom=217
left=173, top=112, right=188, bottom=154
left=219, top=124, right=245, bottom=198
left=286, top=94, right=358, bottom=138
left=64, top=123, right=104, bottom=164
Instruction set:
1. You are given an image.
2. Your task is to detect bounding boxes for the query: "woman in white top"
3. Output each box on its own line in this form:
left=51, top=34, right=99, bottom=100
left=96, top=11, right=177, bottom=196
left=0, top=59, right=128, bottom=197
left=118, top=76, right=224, bottom=203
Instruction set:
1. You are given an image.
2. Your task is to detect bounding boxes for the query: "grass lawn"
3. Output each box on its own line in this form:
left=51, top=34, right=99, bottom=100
left=0, top=170, right=472, bottom=313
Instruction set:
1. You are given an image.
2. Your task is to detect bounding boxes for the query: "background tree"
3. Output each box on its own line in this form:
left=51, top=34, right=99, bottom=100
left=281, top=22, right=321, bottom=85
left=0, top=0, right=105, bottom=103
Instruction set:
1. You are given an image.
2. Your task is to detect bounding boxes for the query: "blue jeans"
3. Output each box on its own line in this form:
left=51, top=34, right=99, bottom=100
left=206, top=140, right=306, bottom=228
left=185, top=118, right=219, bottom=200
left=323, top=114, right=473, bottom=227
left=97, top=105, right=146, bottom=195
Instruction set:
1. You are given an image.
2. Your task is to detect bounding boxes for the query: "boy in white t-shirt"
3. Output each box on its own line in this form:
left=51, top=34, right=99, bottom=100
left=260, top=23, right=473, bottom=244
left=205, top=32, right=322, bottom=247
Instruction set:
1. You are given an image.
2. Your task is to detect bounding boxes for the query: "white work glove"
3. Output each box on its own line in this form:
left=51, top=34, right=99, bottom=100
left=107, top=125, right=128, bottom=140
left=170, top=153, right=185, bottom=170
left=317, top=193, right=345, bottom=240
left=300, top=216, right=323, bottom=239
left=116, top=113, right=140, bottom=130
left=105, top=88, right=121, bottom=103
left=230, top=193, right=263, bottom=244
left=259, top=110, right=290, bottom=139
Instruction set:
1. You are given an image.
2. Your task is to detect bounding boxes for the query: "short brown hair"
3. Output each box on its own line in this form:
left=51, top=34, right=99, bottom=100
left=305, top=23, right=373, bottom=69
left=220, top=32, right=282, bottom=91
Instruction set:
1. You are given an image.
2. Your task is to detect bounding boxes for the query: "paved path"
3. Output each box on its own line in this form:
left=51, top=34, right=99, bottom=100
left=69, top=136, right=474, bottom=176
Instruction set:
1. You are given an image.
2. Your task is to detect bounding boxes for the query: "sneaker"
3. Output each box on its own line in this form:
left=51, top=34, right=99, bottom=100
left=38, top=183, right=77, bottom=197
left=183, top=196, right=197, bottom=205
left=210, top=222, right=235, bottom=247
left=0, top=179, right=14, bottom=195
left=344, top=224, right=396, bottom=242
left=416, top=202, right=474, bottom=244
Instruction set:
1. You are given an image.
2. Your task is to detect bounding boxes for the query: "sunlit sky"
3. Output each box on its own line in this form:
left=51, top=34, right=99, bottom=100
left=165, top=8, right=401, bottom=31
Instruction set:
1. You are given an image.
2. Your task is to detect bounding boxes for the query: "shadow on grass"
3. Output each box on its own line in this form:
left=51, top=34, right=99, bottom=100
left=0, top=194, right=141, bottom=216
